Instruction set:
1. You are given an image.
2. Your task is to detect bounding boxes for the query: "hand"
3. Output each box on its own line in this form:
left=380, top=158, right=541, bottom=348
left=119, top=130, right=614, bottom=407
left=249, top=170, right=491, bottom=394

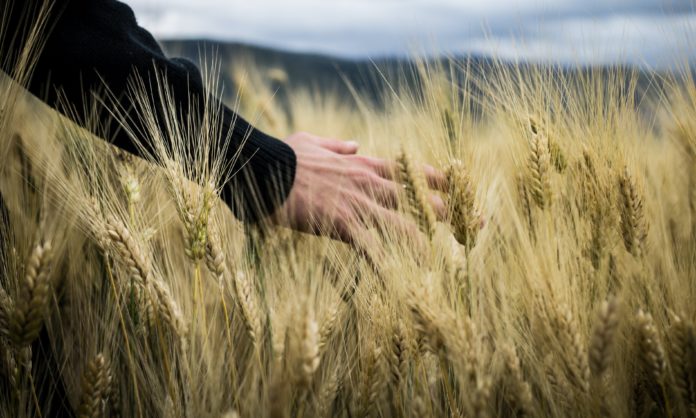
left=272, top=132, right=447, bottom=246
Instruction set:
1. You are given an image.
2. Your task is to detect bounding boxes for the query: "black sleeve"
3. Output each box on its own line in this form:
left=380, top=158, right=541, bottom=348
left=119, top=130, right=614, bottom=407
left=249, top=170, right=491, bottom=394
left=1, top=0, right=296, bottom=222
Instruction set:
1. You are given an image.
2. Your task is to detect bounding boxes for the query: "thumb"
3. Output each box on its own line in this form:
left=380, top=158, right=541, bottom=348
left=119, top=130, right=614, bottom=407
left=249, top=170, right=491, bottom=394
left=317, top=137, right=360, bottom=155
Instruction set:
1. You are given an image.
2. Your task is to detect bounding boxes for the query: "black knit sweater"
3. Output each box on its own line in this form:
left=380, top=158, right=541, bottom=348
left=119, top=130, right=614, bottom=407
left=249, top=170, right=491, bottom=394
left=2, top=0, right=297, bottom=222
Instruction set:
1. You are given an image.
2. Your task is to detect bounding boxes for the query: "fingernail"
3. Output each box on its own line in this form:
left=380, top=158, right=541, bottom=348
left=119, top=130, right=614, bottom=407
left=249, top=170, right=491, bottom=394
left=347, top=141, right=360, bottom=148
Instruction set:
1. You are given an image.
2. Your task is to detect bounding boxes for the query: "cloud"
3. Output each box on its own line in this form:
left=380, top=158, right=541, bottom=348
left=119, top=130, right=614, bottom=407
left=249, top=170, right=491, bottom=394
left=124, top=0, right=696, bottom=67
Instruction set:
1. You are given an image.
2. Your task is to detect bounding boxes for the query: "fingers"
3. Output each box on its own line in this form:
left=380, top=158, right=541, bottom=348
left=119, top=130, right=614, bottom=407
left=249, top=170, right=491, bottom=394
left=367, top=158, right=397, bottom=180
left=332, top=197, right=429, bottom=257
left=424, top=164, right=448, bottom=192
left=316, top=136, right=360, bottom=155
left=363, top=203, right=429, bottom=256
left=430, top=194, right=447, bottom=220
left=366, top=157, right=448, bottom=193
left=348, top=196, right=419, bottom=237
left=358, top=175, right=400, bottom=209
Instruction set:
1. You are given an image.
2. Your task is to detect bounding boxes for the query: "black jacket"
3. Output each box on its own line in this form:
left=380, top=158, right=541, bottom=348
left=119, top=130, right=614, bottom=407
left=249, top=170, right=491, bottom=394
left=2, top=0, right=297, bottom=222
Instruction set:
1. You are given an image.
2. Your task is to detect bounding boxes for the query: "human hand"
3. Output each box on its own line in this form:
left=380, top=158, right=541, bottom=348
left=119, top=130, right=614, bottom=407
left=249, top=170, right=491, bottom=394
left=272, top=132, right=447, bottom=246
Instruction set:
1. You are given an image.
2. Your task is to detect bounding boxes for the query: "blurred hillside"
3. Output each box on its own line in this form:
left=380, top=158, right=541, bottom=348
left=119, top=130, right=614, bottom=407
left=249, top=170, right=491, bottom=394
left=161, top=40, right=420, bottom=105
left=161, top=40, right=663, bottom=113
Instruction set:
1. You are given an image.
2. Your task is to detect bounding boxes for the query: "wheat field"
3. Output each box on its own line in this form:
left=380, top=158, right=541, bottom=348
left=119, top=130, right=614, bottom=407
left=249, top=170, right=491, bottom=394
left=2, top=10, right=696, bottom=418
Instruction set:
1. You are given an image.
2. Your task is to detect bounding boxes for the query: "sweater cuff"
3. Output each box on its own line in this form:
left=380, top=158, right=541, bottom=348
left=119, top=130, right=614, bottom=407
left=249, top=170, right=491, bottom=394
left=222, top=112, right=297, bottom=223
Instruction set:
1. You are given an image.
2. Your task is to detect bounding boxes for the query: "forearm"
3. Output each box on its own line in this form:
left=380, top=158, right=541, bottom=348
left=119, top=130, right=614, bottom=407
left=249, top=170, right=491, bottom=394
left=1, top=0, right=296, bottom=222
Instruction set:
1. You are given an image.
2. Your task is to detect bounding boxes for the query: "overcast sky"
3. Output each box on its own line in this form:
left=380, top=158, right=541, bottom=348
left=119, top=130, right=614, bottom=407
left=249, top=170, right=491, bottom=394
left=125, top=0, right=695, bottom=68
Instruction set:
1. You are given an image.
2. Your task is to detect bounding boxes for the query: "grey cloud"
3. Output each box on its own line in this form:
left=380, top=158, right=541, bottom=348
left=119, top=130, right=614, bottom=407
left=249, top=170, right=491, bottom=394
left=124, top=0, right=696, bottom=67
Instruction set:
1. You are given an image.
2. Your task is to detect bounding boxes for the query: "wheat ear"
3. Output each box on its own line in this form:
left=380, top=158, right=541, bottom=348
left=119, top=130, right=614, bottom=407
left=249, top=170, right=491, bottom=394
left=527, top=129, right=552, bottom=209
left=529, top=116, right=566, bottom=173
left=0, top=286, right=12, bottom=342
left=148, top=279, right=188, bottom=345
left=517, top=173, right=535, bottom=236
left=318, top=303, right=340, bottom=354
left=636, top=310, right=667, bottom=382
left=296, top=304, right=320, bottom=388
left=389, top=321, right=410, bottom=386
left=589, top=296, right=620, bottom=379
left=446, top=159, right=480, bottom=250
left=172, top=172, right=216, bottom=263
left=359, top=342, right=386, bottom=418
left=669, top=313, right=696, bottom=411
left=501, top=344, right=533, bottom=416
left=317, top=368, right=341, bottom=417
left=556, top=306, right=590, bottom=393
left=635, top=309, right=670, bottom=413
left=77, top=353, right=112, bottom=418
left=7, top=241, right=52, bottom=347
left=205, top=224, right=227, bottom=284
left=105, top=216, right=151, bottom=286
left=397, top=149, right=437, bottom=237
left=233, top=270, right=262, bottom=349
left=618, top=168, right=648, bottom=257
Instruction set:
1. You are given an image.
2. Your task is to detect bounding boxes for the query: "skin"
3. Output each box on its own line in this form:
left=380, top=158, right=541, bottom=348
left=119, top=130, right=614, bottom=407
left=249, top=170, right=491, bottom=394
left=273, top=131, right=448, bottom=247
